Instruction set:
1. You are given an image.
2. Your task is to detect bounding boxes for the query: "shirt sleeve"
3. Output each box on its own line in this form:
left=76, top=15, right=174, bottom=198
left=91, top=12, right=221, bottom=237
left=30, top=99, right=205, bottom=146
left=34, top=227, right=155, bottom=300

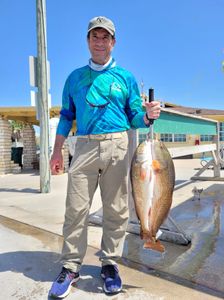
left=125, top=76, right=148, bottom=129
left=56, top=76, right=76, bottom=138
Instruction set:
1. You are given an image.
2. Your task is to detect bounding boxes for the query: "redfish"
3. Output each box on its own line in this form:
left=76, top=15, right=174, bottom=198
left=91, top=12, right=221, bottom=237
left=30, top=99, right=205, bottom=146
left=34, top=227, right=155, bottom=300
left=130, top=139, right=175, bottom=252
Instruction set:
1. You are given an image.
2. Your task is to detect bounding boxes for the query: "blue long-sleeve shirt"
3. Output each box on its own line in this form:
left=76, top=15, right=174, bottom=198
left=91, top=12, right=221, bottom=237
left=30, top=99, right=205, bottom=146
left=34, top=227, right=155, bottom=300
left=57, top=59, right=148, bottom=137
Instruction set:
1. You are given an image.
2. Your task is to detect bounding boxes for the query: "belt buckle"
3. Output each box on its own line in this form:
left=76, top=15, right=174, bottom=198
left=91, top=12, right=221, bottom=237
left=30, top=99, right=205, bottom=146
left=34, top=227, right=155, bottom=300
left=95, top=134, right=102, bottom=140
left=101, top=134, right=106, bottom=139
left=90, top=134, right=105, bottom=140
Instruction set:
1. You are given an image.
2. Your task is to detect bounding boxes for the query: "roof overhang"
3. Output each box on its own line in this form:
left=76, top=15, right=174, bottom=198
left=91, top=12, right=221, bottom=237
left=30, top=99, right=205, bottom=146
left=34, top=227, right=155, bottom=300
left=202, top=115, right=224, bottom=122
left=0, top=106, right=61, bottom=125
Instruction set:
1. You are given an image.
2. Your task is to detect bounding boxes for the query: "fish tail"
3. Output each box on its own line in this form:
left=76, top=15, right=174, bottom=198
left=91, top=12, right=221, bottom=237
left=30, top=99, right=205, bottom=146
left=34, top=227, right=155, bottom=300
left=143, top=239, right=165, bottom=253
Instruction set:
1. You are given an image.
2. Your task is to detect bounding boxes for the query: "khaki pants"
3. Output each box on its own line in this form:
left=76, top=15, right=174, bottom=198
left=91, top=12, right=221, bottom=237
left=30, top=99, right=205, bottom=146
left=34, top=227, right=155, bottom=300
left=61, top=131, right=129, bottom=272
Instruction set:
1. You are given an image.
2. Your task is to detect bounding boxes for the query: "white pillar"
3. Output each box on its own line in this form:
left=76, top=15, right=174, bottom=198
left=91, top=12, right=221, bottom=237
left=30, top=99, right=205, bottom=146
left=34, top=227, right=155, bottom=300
left=49, top=117, right=59, bottom=154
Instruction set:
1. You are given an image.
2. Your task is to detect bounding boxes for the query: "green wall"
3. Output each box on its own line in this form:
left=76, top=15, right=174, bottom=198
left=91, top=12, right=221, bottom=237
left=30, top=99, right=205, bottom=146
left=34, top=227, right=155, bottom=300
left=139, top=111, right=217, bottom=135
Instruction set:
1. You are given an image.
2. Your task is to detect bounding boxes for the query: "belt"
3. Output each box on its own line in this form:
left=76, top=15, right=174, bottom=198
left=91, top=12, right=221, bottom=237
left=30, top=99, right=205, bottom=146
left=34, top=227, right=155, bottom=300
left=77, top=132, right=125, bottom=141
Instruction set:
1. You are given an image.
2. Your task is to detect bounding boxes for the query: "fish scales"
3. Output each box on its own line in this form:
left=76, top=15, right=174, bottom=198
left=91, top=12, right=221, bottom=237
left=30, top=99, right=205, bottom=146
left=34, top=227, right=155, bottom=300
left=131, top=139, right=175, bottom=252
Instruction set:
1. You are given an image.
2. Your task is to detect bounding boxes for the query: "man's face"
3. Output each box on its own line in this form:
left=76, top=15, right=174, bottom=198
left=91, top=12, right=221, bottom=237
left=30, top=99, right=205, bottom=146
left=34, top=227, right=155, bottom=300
left=88, top=28, right=115, bottom=65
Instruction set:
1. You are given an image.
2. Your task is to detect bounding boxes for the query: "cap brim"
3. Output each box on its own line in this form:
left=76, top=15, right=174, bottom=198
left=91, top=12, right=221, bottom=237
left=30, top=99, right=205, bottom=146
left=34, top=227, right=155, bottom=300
left=88, top=25, right=114, bottom=36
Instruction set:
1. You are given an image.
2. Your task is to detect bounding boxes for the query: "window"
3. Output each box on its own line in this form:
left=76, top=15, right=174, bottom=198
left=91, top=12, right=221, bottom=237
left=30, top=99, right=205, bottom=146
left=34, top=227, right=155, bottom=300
left=200, top=135, right=213, bottom=142
left=174, top=134, right=186, bottom=142
left=160, top=134, right=173, bottom=142
left=160, top=133, right=186, bottom=142
left=220, top=122, right=224, bottom=141
left=138, top=133, right=187, bottom=143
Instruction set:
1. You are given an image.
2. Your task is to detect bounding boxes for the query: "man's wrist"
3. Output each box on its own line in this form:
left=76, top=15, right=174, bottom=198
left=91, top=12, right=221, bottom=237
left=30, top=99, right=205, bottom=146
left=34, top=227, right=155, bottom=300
left=145, top=112, right=151, bottom=121
left=144, top=113, right=150, bottom=127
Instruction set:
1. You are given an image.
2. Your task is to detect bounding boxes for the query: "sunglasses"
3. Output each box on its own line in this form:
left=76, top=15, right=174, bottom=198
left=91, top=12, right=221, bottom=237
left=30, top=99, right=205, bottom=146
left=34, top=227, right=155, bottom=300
left=85, top=87, right=111, bottom=108
left=85, top=71, right=114, bottom=109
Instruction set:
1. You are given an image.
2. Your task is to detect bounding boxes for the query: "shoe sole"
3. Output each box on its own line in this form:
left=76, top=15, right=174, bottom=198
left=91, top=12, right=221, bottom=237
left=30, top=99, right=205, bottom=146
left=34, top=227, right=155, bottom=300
left=103, top=283, right=122, bottom=294
left=49, top=276, right=80, bottom=299
left=101, top=274, right=122, bottom=294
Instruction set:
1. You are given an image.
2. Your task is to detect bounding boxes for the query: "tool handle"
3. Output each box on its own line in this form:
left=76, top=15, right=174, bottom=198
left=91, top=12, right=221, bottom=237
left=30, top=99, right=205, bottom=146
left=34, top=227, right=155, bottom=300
left=149, top=88, right=154, bottom=102
left=147, top=88, right=154, bottom=125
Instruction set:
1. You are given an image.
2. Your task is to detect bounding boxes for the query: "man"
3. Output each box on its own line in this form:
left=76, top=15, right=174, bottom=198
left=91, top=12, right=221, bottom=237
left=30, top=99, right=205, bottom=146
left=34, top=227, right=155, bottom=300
left=49, top=16, right=161, bottom=298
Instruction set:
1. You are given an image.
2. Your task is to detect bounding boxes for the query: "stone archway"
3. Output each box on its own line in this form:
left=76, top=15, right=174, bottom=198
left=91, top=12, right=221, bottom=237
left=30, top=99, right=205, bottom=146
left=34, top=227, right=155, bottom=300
left=0, top=117, right=38, bottom=174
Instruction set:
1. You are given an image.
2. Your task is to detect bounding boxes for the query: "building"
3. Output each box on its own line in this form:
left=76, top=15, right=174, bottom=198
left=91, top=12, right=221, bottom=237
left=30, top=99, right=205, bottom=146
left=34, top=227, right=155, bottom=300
left=161, top=104, right=224, bottom=158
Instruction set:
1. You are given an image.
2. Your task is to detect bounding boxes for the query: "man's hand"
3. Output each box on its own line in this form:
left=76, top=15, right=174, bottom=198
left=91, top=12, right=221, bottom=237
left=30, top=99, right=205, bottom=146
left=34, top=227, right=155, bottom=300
left=50, top=134, right=66, bottom=175
left=50, top=151, right=64, bottom=175
left=145, top=101, right=161, bottom=120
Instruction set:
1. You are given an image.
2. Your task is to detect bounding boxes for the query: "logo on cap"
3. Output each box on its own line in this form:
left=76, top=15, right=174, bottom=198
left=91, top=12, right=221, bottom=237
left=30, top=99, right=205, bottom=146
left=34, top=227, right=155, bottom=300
left=97, top=17, right=102, bottom=23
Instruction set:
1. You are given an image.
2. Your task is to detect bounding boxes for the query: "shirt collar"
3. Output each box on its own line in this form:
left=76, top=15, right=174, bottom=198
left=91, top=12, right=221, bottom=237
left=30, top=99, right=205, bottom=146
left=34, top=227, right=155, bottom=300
left=89, top=57, right=116, bottom=71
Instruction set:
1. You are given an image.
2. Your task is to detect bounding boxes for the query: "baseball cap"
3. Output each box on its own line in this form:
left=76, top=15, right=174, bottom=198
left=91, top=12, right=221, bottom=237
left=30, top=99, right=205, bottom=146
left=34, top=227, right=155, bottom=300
left=87, top=16, right=115, bottom=37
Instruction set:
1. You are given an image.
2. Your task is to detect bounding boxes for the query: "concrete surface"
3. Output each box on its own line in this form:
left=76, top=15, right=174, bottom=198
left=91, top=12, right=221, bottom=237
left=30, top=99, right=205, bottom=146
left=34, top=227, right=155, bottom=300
left=1, top=216, right=220, bottom=300
left=0, top=158, right=224, bottom=299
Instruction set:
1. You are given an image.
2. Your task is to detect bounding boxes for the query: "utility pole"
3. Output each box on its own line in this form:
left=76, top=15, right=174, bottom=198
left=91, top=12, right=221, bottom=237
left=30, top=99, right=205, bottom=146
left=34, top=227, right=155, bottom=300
left=36, top=0, right=50, bottom=193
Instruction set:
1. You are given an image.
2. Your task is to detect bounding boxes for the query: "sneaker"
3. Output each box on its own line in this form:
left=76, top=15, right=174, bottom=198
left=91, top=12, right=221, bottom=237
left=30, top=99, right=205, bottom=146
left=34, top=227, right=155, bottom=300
left=101, top=264, right=122, bottom=294
left=49, top=267, right=80, bottom=298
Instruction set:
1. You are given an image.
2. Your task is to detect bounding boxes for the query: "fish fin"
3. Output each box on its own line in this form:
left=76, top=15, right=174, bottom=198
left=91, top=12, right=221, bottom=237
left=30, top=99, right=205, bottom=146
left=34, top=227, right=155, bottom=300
left=143, top=239, right=165, bottom=253
left=152, top=159, right=161, bottom=172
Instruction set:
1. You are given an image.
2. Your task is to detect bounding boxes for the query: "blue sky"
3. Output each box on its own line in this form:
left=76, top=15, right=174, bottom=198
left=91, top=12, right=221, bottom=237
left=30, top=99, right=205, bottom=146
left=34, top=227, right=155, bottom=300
left=0, top=0, right=223, bottom=110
